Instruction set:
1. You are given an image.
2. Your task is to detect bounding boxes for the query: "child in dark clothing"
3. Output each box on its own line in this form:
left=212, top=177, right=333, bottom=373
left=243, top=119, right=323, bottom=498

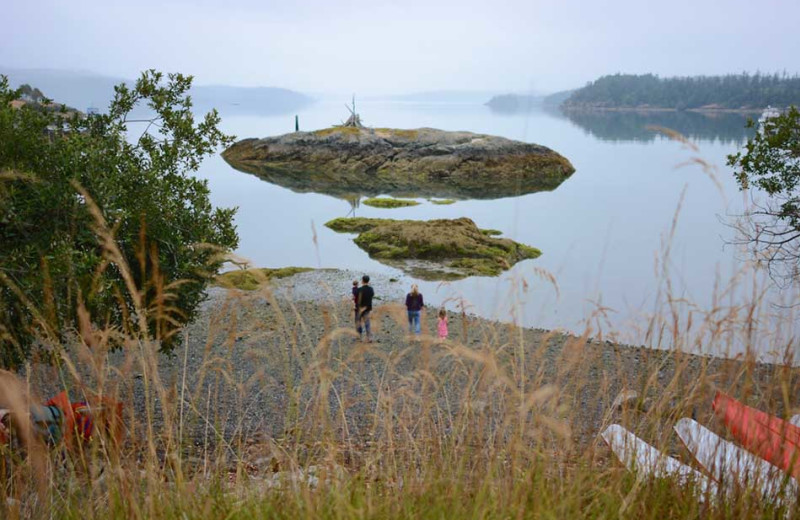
left=352, top=280, right=359, bottom=329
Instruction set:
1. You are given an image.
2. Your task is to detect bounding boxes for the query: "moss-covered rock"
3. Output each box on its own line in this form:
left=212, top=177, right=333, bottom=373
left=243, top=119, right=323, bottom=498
left=215, top=267, right=314, bottom=291
left=326, top=217, right=392, bottom=233
left=325, top=217, right=540, bottom=280
left=429, top=199, right=457, bottom=205
left=222, top=127, right=575, bottom=200
left=362, top=197, right=420, bottom=208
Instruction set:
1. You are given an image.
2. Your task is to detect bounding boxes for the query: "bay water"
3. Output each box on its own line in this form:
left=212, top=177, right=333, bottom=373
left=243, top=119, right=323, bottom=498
left=196, top=99, right=798, bottom=362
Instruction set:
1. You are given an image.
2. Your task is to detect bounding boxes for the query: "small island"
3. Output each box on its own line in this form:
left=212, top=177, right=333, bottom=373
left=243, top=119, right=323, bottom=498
left=325, top=216, right=540, bottom=280
left=362, top=197, right=420, bottom=208
left=222, top=126, right=575, bottom=200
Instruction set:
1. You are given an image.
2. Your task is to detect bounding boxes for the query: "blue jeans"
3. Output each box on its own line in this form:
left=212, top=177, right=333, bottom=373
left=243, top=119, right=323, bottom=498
left=407, top=310, right=421, bottom=334
left=357, top=310, right=372, bottom=340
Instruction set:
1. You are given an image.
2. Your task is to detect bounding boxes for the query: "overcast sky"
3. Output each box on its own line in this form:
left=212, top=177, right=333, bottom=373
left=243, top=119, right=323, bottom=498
left=2, top=0, right=798, bottom=95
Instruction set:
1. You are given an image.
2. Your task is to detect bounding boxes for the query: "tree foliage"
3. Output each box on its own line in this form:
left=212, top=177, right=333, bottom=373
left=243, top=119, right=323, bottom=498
left=727, top=106, right=800, bottom=285
left=564, top=73, right=800, bottom=110
left=0, top=70, right=238, bottom=366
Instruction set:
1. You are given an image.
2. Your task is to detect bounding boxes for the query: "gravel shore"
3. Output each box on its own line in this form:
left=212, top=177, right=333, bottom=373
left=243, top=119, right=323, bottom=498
left=28, top=269, right=795, bottom=456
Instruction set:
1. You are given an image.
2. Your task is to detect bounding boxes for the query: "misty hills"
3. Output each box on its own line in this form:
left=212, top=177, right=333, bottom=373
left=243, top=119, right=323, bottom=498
left=378, top=90, right=501, bottom=104
left=0, top=67, right=313, bottom=116
left=190, top=85, right=312, bottom=116
left=485, top=90, right=573, bottom=113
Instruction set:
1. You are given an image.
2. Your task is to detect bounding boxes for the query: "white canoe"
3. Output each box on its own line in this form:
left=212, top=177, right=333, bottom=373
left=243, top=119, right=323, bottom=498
left=601, top=424, right=718, bottom=498
left=674, top=417, right=797, bottom=501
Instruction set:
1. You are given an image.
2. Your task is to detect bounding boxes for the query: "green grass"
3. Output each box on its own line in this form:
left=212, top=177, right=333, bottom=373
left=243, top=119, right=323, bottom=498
left=362, top=197, right=420, bottom=209
left=313, top=126, right=363, bottom=136
left=3, top=295, right=793, bottom=520
left=2, top=271, right=797, bottom=520
left=215, top=266, right=313, bottom=290
left=373, top=128, right=420, bottom=140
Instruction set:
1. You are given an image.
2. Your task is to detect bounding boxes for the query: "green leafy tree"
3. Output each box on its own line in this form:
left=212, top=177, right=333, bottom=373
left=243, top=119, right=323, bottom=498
left=727, top=106, right=800, bottom=285
left=0, top=70, right=238, bottom=366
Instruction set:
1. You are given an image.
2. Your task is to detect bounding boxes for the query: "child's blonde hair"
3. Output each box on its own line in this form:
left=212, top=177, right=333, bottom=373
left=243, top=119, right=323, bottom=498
left=438, top=308, right=446, bottom=319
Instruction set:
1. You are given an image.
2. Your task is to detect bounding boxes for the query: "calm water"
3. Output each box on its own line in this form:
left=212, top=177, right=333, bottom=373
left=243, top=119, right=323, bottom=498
left=195, top=100, right=799, bottom=361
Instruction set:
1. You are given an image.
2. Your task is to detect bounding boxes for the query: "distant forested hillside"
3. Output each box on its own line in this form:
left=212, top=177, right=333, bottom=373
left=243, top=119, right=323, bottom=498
left=562, top=73, right=800, bottom=110
left=383, top=90, right=499, bottom=104
left=485, top=94, right=541, bottom=113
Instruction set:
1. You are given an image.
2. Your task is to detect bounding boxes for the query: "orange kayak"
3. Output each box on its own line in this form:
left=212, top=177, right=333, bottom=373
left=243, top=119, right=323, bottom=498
left=713, top=392, right=800, bottom=479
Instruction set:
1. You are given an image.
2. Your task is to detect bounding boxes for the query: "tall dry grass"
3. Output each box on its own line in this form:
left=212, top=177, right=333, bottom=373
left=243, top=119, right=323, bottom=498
left=1, top=179, right=800, bottom=519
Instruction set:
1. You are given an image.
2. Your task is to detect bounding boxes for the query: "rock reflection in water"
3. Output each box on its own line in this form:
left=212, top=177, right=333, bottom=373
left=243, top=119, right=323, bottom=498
left=222, top=127, right=575, bottom=200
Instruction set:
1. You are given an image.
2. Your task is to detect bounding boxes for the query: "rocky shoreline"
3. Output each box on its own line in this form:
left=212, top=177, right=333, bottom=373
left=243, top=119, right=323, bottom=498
left=26, top=269, right=794, bottom=455
left=222, top=126, right=575, bottom=200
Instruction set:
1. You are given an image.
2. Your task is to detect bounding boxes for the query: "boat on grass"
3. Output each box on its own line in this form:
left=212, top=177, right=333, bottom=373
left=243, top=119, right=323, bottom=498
left=674, top=417, right=797, bottom=501
left=601, top=424, right=719, bottom=500
left=713, top=392, right=800, bottom=478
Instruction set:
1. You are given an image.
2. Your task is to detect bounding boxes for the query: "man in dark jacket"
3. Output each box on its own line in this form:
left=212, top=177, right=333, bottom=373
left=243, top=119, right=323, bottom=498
left=356, top=275, right=374, bottom=342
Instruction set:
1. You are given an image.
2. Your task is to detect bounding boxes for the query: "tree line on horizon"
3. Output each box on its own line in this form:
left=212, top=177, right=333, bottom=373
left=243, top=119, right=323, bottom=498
left=562, top=72, right=800, bottom=110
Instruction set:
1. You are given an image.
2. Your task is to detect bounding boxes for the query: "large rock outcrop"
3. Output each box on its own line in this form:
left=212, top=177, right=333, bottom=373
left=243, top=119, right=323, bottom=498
left=325, top=217, right=541, bottom=280
left=222, top=127, right=575, bottom=200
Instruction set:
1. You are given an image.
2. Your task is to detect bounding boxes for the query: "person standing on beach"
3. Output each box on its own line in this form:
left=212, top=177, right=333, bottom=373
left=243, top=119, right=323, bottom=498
left=405, top=284, right=424, bottom=335
left=356, top=275, right=374, bottom=342
left=352, top=280, right=359, bottom=329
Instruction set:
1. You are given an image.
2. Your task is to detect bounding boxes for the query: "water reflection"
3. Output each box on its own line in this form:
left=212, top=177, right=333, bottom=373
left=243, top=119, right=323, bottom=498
left=223, top=151, right=573, bottom=201
left=557, top=109, right=755, bottom=144
left=486, top=100, right=756, bottom=144
left=206, top=100, right=786, bottom=359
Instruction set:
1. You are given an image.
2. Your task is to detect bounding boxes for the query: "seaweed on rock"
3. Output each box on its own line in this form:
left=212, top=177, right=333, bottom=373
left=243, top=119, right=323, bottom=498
left=325, top=217, right=540, bottom=280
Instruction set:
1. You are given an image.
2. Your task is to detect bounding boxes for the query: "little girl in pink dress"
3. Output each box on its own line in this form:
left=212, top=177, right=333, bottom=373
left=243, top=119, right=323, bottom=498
left=437, top=308, right=448, bottom=340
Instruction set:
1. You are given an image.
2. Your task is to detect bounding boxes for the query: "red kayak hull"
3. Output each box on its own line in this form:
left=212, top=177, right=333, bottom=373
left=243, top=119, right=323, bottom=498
left=713, top=392, right=800, bottom=479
